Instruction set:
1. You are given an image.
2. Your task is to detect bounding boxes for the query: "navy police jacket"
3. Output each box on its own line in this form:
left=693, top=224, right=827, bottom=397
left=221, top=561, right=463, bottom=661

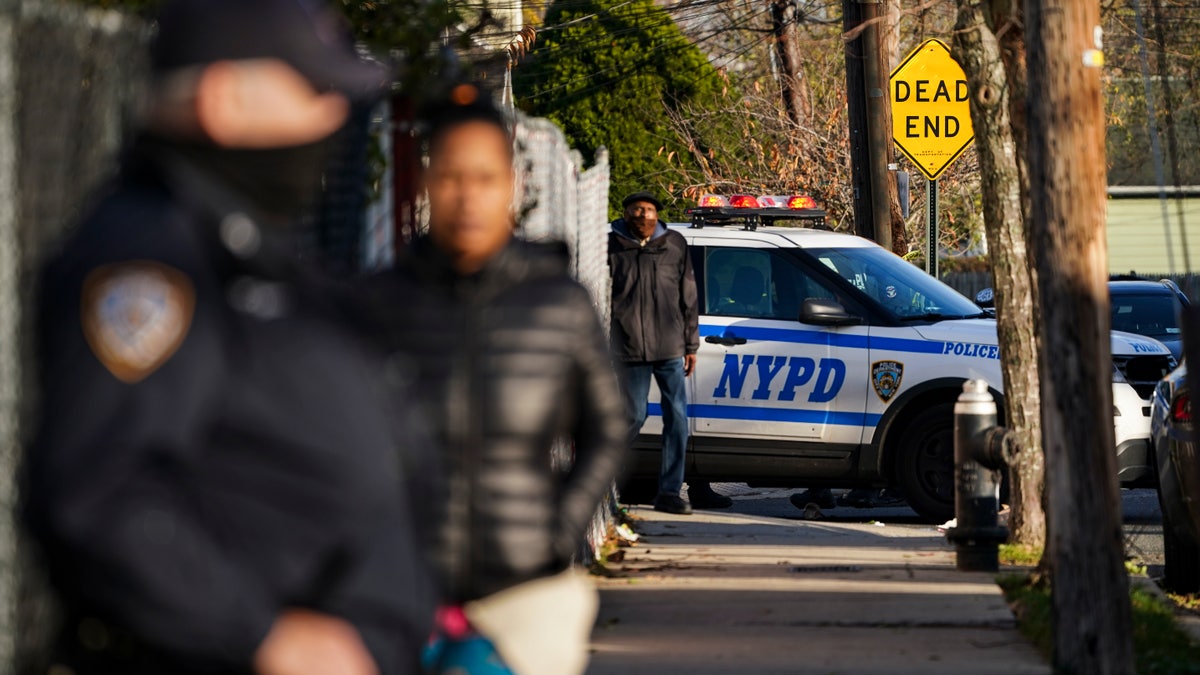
left=22, top=140, right=435, bottom=674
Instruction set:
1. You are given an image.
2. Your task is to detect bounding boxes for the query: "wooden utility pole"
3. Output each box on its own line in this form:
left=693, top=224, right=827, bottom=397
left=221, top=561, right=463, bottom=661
left=845, top=0, right=899, bottom=252
left=1024, top=0, right=1135, bottom=671
left=771, top=0, right=810, bottom=129
left=843, top=0, right=873, bottom=240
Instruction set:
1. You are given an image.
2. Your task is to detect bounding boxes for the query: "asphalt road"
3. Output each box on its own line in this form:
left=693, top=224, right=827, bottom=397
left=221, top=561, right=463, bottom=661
left=699, top=483, right=1167, bottom=573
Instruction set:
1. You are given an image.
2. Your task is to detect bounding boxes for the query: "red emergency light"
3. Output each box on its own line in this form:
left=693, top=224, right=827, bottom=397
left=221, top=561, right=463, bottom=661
left=729, top=194, right=758, bottom=208
left=788, top=195, right=817, bottom=210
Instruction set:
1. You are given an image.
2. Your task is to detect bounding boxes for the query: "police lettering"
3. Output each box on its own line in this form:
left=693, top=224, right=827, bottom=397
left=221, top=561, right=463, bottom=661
left=1130, top=341, right=1164, bottom=354
left=713, top=354, right=846, bottom=402
left=941, top=342, right=1000, bottom=359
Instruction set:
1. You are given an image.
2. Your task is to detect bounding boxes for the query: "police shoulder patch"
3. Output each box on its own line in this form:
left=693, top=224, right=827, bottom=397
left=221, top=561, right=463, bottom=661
left=81, top=261, right=195, bottom=383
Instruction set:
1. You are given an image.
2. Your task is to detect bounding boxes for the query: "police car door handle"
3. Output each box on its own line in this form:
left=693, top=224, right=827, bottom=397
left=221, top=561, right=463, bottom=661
left=705, top=335, right=748, bottom=346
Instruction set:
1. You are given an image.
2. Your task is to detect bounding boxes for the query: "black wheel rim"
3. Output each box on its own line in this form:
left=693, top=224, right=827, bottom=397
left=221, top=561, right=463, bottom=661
left=913, top=424, right=955, bottom=506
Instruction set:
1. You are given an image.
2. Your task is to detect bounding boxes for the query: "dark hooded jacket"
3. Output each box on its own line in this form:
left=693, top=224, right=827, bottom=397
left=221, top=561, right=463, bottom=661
left=608, top=219, right=700, bottom=363
left=363, top=236, right=627, bottom=603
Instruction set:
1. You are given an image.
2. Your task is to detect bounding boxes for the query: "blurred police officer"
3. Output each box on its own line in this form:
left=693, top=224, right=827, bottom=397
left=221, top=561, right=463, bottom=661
left=21, top=1, right=434, bottom=674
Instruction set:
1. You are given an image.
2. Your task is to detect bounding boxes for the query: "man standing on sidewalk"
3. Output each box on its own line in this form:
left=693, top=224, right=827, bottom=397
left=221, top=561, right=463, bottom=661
left=609, top=191, right=731, bottom=514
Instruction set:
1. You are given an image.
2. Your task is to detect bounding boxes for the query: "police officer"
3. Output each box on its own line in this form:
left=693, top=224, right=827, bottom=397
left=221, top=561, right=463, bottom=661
left=21, top=1, right=433, bottom=674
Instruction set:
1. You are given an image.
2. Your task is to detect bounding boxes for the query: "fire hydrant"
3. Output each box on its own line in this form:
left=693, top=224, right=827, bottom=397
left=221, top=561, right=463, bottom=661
left=944, top=379, right=1012, bottom=572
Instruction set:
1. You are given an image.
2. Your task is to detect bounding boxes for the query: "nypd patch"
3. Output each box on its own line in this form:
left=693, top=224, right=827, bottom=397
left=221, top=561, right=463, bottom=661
left=81, top=262, right=195, bottom=383
left=871, top=360, right=904, bottom=403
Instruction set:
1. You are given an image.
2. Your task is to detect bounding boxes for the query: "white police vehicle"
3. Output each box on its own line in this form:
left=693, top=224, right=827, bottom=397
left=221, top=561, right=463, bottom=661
left=627, top=194, right=1175, bottom=521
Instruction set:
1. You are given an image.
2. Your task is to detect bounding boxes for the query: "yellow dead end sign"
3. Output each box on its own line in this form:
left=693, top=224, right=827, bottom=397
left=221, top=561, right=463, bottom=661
left=890, top=38, right=974, bottom=181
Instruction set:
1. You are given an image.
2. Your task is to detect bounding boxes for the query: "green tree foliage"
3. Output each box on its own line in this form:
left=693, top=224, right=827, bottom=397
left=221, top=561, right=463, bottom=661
left=514, top=0, right=727, bottom=219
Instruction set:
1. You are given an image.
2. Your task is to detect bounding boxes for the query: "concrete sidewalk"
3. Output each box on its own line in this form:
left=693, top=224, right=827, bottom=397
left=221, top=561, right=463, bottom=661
left=587, top=506, right=1050, bottom=675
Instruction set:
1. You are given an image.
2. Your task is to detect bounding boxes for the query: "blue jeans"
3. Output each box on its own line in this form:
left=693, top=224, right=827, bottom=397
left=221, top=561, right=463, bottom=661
left=620, top=358, right=689, bottom=496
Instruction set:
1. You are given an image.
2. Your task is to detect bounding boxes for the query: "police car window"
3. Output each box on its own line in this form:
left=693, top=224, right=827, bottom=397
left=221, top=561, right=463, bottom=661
left=705, top=248, right=837, bottom=320
left=706, top=249, right=771, bottom=317
left=808, top=246, right=982, bottom=320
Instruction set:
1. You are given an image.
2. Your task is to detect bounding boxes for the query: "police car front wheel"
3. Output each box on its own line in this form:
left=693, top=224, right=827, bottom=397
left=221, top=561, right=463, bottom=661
left=895, top=403, right=957, bottom=523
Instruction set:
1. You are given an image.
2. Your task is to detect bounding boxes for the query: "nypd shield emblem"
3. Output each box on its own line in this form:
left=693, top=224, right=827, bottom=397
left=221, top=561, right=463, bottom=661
left=81, top=262, right=194, bottom=384
left=872, top=361, right=904, bottom=402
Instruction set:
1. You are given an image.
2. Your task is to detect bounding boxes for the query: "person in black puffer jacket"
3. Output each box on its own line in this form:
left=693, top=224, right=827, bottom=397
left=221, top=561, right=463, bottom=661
left=362, top=86, right=627, bottom=675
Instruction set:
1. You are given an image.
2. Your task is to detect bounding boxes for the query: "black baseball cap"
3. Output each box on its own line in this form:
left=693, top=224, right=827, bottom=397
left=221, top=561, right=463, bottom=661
left=151, top=0, right=389, bottom=102
left=622, top=191, right=664, bottom=210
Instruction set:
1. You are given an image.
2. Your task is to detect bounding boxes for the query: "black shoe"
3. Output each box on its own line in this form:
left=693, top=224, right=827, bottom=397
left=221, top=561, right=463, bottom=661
left=653, top=493, right=693, bottom=515
left=789, top=488, right=836, bottom=510
left=836, top=488, right=877, bottom=509
left=837, top=488, right=907, bottom=509
left=688, top=484, right=733, bottom=509
left=873, top=488, right=907, bottom=508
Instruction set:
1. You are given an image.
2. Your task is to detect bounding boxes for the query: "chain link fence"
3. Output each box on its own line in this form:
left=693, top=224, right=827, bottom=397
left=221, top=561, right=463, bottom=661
left=511, top=116, right=615, bottom=560
left=2, top=3, right=151, bottom=672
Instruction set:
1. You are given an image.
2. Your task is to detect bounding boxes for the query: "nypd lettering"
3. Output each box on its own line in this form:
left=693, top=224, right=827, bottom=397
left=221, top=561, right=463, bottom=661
left=872, top=360, right=904, bottom=402
left=941, top=341, right=999, bottom=359
left=713, top=354, right=846, bottom=402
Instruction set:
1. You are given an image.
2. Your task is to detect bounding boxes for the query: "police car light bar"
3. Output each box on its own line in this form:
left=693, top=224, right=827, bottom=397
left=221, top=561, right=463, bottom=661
left=685, top=193, right=827, bottom=231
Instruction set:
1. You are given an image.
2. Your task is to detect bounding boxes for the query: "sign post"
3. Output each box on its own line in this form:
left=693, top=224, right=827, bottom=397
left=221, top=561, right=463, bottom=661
left=889, top=38, right=975, bottom=277
left=926, top=179, right=938, bottom=278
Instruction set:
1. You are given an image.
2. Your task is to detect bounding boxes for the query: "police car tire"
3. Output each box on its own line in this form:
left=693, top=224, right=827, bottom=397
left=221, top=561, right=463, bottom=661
left=1158, top=486, right=1200, bottom=593
left=895, top=402, right=956, bottom=523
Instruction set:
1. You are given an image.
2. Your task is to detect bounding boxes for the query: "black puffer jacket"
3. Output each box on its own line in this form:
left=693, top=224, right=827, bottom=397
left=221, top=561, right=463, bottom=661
left=364, top=236, right=627, bottom=603
left=608, top=220, right=700, bottom=363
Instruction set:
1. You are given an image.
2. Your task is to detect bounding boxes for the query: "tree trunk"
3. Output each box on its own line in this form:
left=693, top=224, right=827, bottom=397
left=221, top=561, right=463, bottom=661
left=771, top=0, right=810, bottom=129
left=861, top=0, right=891, bottom=252
left=953, top=0, right=1045, bottom=553
left=1024, top=0, right=1135, bottom=671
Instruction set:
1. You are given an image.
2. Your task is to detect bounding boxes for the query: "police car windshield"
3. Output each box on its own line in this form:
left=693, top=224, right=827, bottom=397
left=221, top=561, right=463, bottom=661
left=806, top=247, right=984, bottom=321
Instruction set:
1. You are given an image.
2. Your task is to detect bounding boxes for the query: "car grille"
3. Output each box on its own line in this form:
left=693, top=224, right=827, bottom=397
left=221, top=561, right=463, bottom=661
left=1114, top=354, right=1176, bottom=399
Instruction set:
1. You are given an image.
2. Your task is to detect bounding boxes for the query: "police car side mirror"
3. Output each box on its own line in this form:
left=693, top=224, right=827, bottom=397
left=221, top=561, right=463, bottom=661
left=801, top=298, right=861, bottom=326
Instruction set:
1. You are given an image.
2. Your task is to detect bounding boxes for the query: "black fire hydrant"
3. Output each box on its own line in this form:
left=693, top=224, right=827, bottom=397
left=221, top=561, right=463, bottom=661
left=944, top=379, right=1011, bottom=572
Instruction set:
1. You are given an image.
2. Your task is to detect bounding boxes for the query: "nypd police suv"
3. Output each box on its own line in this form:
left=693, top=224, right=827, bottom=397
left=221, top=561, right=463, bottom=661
left=626, top=195, right=1174, bottom=521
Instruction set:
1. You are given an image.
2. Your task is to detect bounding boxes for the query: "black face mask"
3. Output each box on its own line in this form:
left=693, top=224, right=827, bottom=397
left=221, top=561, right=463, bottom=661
left=161, top=136, right=339, bottom=220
